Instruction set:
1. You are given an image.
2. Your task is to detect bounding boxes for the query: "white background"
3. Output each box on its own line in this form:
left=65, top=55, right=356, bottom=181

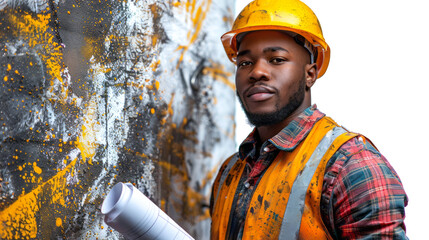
left=234, top=1, right=429, bottom=239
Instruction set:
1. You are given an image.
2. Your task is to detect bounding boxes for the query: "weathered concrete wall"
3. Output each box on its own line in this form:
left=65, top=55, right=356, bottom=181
left=0, top=0, right=236, bottom=239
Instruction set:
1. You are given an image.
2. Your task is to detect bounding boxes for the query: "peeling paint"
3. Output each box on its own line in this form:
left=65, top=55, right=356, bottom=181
left=0, top=0, right=235, bottom=239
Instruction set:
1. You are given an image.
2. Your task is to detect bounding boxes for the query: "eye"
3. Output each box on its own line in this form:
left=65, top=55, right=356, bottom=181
left=238, top=61, right=253, bottom=68
left=270, top=57, right=286, bottom=64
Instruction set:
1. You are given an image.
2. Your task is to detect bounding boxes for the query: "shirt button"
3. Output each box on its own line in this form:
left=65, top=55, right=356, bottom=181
left=263, top=147, right=270, bottom=152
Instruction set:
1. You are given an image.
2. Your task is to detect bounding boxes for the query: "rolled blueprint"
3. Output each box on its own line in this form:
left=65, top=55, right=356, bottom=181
left=101, top=182, right=194, bottom=240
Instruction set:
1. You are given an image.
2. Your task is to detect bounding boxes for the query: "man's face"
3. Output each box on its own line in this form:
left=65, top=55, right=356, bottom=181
left=235, top=30, right=311, bottom=127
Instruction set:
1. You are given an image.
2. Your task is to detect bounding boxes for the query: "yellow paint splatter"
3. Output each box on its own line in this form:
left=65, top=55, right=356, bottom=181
left=161, top=199, right=166, bottom=211
left=56, top=218, right=62, bottom=227
left=8, top=11, right=68, bottom=101
left=157, top=161, right=188, bottom=181
left=203, top=64, right=235, bottom=90
left=33, top=162, right=42, bottom=175
left=150, top=59, right=161, bottom=72
left=0, top=157, right=78, bottom=239
left=151, top=34, right=158, bottom=46
left=175, top=0, right=212, bottom=68
left=172, top=1, right=181, bottom=7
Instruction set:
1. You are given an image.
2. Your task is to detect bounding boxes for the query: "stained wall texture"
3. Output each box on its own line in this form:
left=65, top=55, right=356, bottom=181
left=0, top=0, right=236, bottom=239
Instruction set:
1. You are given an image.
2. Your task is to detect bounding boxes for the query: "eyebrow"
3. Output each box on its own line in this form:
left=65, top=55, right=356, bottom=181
left=237, top=47, right=289, bottom=58
left=237, top=49, right=251, bottom=58
left=263, top=46, right=289, bottom=53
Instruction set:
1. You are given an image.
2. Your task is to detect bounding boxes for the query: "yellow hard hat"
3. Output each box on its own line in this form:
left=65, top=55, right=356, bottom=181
left=221, top=0, right=330, bottom=78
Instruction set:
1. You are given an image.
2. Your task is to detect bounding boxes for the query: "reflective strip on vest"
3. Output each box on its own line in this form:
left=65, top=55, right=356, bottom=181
left=279, top=127, right=346, bottom=239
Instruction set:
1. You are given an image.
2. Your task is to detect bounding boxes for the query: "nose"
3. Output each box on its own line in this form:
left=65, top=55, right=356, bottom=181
left=249, top=59, right=270, bottom=82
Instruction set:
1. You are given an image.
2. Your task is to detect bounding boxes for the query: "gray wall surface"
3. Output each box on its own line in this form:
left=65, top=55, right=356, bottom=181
left=0, top=0, right=236, bottom=239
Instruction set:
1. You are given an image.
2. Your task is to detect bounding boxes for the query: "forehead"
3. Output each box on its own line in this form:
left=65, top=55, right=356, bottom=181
left=237, top=30, right=304, bottom=55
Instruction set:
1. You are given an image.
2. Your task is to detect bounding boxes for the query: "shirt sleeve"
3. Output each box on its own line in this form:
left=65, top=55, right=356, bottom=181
left=324, top=137, right=408, bottom=240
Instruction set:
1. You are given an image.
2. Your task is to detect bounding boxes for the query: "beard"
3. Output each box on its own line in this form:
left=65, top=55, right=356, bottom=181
left=237, top=78, right=306, bottom=127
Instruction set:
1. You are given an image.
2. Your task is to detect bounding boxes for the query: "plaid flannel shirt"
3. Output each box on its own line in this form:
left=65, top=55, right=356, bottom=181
left=227, top=105, right=408, bottom=239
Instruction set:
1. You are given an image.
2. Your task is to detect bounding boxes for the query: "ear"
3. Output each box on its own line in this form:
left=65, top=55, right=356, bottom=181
left=305, top=63, right=318, bottom=88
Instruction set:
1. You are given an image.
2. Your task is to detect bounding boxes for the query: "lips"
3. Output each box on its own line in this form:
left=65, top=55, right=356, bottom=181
left=245, top=85, right=275, bottom=101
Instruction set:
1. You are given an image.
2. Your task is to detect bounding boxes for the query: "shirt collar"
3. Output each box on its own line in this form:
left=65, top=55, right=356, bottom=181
left=239, top=105, right=325, bottom=159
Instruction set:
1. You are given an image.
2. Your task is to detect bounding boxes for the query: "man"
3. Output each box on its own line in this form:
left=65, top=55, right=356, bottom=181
left=210, top=0, right=408, bottom=239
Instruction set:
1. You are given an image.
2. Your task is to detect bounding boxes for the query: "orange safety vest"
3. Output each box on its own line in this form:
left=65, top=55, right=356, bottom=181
left=211, top=117, right=361, bottom=240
